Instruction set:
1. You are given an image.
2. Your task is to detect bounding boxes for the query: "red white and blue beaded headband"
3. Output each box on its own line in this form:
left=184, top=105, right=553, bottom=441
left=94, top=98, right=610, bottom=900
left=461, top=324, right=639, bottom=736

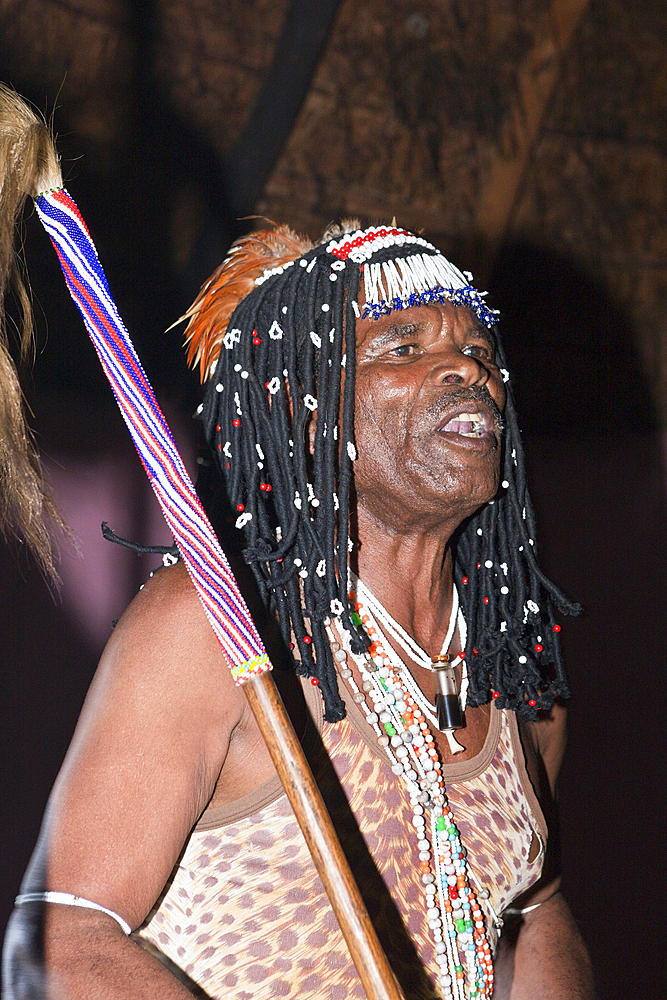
left=254, top=225, right=499, bottom=329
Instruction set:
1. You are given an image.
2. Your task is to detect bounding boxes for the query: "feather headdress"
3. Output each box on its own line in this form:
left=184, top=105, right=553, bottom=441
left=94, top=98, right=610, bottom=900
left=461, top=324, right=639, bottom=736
left=183, top=225, right=313, bottom=382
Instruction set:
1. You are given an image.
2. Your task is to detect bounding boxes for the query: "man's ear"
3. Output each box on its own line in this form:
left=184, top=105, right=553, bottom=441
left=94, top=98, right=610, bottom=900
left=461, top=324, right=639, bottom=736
left=282, top=383, right=316, bottom=456
left=307, top=409, right=318, bottom=457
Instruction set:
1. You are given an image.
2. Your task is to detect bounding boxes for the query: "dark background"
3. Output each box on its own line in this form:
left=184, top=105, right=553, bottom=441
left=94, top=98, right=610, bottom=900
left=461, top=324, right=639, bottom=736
left=1, top=2, right=666, bottom=998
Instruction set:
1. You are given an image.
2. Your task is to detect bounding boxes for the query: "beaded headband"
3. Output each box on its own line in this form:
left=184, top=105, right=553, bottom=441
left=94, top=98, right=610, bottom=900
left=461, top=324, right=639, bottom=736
left=187, top=224, right=498, bottom=386
left=254, top=225, right=498, bottom=327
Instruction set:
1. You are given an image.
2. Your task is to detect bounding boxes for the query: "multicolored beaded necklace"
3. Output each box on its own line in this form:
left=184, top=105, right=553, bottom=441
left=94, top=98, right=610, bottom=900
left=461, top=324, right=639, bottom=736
left=327, top=577, right=494, bottom=999
left=353, top=577, right=468, bottom=754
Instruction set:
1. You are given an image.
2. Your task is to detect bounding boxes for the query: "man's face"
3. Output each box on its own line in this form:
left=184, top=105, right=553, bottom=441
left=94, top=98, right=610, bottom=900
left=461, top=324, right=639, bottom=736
left=352, top=300, right=506, bottom=533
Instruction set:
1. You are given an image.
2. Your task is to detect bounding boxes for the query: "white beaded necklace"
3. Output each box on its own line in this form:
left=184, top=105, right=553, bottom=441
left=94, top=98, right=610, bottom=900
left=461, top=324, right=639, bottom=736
left=327, top=581, right=494, bottom=999
left=353, top=576, right=468, bottom=754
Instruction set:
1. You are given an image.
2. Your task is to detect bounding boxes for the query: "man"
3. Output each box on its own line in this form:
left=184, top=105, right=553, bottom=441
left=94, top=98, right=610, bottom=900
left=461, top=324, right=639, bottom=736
left=4, top=221, right=596, bottom=999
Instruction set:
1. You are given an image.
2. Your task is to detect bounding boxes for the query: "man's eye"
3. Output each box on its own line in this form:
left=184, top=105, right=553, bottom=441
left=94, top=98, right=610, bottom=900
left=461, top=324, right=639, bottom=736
left=389, top=343, right=418, bottom=357
left=463, top=344, right=493, bottom=360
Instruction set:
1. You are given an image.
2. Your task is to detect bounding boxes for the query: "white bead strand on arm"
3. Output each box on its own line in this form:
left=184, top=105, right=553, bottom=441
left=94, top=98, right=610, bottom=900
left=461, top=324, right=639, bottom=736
left=15, top=892, right=132, bottom=935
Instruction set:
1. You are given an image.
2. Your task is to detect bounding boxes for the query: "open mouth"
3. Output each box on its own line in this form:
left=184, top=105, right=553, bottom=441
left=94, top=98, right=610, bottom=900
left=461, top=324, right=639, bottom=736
left=439, top=410, right=494, bottom=438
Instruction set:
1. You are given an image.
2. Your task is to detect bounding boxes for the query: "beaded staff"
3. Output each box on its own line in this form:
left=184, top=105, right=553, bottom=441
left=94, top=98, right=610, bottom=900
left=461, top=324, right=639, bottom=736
left=35, top=188, right=269, bottom=683
left=30, top=183, right=402, bottom=1000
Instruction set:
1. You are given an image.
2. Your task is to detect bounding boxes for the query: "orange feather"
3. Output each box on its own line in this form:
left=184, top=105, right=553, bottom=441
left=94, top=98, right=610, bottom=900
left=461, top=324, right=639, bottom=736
left=182, top=225, right=313, bottom=382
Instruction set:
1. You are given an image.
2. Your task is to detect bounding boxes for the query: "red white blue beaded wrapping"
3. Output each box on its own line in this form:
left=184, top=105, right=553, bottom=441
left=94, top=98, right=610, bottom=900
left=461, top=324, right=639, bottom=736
left=35, top=188, right=270, bottom=683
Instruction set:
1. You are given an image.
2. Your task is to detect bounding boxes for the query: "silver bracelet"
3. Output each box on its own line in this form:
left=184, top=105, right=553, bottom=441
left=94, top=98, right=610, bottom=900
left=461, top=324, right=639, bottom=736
left=503, top=899, right=546, bottom=915
left=504, top=883, right=562, bottom=917
left=15, top=892, right=131, bottom=935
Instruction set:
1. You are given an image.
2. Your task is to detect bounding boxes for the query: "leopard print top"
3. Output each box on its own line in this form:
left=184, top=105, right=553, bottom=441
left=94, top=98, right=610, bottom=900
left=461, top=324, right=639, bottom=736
left=136, top=680, right=547, bottom=999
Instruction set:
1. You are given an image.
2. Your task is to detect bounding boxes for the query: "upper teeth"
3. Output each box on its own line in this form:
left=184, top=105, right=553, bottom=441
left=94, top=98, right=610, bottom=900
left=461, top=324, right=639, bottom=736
left=442, top=411, right=487, bottom=437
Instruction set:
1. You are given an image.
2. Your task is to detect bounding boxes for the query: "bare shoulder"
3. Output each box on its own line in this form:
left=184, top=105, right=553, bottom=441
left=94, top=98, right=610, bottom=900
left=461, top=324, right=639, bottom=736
left=111, top=558, right=224, bottom=661
left=69, top=558, right=250, bottom=790
left=98, top=559, right=244, bottom=717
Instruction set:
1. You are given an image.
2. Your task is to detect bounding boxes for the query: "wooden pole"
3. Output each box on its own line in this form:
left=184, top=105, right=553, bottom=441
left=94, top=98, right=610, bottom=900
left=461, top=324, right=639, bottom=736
left=243, top=670, right=404, bottom=1000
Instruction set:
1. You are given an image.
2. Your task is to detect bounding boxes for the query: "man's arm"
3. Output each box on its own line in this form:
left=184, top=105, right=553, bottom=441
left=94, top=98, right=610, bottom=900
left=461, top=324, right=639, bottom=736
left=3, top=903, right=197, bottom=1000
left=504, top=891, right=596, bottom=1000
left=498, top=704, right=597, bottom=999
left=3, top=561, right=267, bottom=999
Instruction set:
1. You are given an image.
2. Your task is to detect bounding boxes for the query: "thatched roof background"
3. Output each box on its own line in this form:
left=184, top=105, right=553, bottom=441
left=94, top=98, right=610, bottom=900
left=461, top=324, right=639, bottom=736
left=2, top=0, right=665, bottom=419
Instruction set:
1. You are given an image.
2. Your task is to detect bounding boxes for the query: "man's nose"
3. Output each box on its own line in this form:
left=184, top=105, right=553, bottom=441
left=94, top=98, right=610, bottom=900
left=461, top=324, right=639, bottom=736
left=427, top=350, right=490, bottom=387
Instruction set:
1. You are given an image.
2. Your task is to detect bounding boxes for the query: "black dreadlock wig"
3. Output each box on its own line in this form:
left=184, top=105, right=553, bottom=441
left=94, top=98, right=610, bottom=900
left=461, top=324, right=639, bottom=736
left=187, top=222, right=579, bottom=723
